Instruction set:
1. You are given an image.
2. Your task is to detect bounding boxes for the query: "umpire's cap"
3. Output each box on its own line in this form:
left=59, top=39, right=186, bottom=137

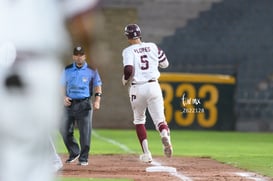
left=73, top=45, right=85, bottom=55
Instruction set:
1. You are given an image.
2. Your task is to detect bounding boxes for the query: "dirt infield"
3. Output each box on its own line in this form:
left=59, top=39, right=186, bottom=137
left=58, top=154, right=272, bottom=181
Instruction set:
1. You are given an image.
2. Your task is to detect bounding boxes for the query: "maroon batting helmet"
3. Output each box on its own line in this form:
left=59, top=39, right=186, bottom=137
left=124, top=24, right=141, bottom=39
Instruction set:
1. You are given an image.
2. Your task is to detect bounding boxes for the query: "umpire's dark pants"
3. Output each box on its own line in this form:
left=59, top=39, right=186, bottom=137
left=60, top=98, right=93, bottom=162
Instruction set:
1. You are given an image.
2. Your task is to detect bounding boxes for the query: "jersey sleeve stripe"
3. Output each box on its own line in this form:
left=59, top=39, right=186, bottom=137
left=158, top=49, right=166, bottom=58
left=159, top=57, right=167, bottom=63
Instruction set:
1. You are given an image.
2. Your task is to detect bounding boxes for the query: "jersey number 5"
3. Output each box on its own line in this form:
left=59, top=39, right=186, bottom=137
left=140, top=55, right=149, bottom=70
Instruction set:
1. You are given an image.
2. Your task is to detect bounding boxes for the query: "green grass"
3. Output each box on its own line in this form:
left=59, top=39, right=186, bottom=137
left=55, top=129, right=273, bottom=180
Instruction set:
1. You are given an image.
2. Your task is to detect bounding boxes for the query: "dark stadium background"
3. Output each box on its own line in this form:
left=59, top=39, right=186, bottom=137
left=70, top=0, right=273, bottom=132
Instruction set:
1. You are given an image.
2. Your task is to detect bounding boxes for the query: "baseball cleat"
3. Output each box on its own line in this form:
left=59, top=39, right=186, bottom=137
left=139, top=152, right=152, bottom=163
left=161, top=137, right=173, bottom=158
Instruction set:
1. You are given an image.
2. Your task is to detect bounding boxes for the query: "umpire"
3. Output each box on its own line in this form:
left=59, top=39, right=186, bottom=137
left=61, top=45, right=102, bottom=166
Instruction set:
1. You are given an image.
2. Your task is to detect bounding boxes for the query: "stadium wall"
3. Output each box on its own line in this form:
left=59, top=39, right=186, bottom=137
left=73, top=0, right=273, bottom=132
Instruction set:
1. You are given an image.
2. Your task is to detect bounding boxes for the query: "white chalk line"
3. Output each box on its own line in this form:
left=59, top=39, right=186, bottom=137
left=93, top=130, right=191, bottom=181
left=235, top=172, right=270, bottom=181
left=92, top=130, right=135, bottom=153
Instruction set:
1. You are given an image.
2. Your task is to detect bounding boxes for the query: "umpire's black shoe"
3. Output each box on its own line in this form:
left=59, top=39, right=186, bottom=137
left=65, top=154, right=80, bottom=163
left=77, top=161, right=88, bottom=166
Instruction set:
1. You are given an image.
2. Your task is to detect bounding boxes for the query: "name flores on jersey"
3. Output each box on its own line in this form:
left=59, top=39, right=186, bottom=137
left=134, top=47, right=151, bottom=53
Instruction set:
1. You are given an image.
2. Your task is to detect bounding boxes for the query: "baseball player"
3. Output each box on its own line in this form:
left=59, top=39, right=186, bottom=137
left=0, top=0, right=99, bottom=181
left=122, top=24, right=173, bottom=163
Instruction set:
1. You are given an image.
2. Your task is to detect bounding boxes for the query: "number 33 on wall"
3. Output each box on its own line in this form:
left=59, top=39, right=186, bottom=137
left=160, top=83, right=219, bottom=128
left=158, top=73, right=236, bottom=130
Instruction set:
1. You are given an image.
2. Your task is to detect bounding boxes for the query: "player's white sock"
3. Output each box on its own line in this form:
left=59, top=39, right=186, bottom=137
left=142, top=139, right=150, bottom=154
left=160, top=129, right=169, bottom=138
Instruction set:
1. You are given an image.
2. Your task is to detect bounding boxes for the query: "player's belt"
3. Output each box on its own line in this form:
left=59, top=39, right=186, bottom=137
left=131, top=79, right=156, bottom=85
